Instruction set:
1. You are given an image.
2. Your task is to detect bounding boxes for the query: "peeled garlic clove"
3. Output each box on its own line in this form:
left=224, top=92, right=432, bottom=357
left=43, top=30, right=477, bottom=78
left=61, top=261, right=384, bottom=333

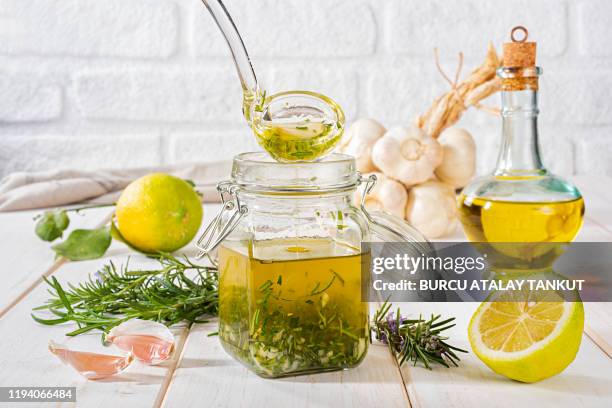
left=405, top=180, right=457, bottom=238
left=107, top=319, right=175, bottom=365
left=435, top=127, right=476, bottom=189
left=338, top=118, right=386, bottom=172
left=49, top=337, right=133, bottom=380
left=354, top=172, right=408, bottom=218
left=372, top=126, right=443, bottom=187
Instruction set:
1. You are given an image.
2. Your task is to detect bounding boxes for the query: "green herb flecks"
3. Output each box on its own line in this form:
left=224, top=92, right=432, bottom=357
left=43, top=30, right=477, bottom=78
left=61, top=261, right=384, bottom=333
left=219, top=271, right=367, bottom=377
left=253, top=90, right=267, bottom=113
left=253, top=119, right=343, bottom=162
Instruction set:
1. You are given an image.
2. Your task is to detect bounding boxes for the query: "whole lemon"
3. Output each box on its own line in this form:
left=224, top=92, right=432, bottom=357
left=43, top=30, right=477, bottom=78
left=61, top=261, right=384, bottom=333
left=115, top=173, right=203, bottom=253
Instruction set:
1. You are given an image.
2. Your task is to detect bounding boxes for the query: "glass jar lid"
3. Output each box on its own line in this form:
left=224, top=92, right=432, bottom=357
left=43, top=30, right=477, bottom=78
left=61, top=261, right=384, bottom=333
left=231, top=152, right=359, bottom=193
left=195, top=151, right=433, bottom=260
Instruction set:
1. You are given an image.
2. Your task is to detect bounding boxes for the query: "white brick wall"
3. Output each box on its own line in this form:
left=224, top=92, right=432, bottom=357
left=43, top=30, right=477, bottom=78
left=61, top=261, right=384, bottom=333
left=1, top=0, right=611, bottom=179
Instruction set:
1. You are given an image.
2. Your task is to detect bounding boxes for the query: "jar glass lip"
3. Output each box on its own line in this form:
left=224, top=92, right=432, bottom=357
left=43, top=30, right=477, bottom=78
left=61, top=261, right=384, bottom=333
left=231, top=152, right=359, bottom=193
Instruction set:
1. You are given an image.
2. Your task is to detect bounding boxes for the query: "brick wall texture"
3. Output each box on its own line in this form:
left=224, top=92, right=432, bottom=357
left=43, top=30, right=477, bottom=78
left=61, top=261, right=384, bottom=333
left=1, top=0, right=611, bottom=178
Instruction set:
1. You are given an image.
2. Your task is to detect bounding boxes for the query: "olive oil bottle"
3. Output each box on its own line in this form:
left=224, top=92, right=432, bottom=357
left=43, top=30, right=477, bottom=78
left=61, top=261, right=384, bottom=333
left=458, top=27, right=584, bottom=266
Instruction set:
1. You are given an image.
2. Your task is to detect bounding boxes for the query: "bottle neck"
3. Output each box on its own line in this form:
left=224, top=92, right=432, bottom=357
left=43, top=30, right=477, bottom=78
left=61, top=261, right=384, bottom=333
left=494, top=88, right=545, bottom=176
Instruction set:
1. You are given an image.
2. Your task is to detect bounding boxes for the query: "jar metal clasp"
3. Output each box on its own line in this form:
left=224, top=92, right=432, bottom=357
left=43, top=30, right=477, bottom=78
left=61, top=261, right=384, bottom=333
left=195, top=181, right=248, bottom=261
left=194, top=174, right=378, bottom=261
left=359, top=173, right=377, bottom=221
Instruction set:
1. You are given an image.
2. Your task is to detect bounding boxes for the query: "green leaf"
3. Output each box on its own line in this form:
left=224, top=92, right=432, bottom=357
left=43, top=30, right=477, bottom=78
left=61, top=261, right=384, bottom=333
left=52, top=226, right=112, bottom=261
left=35, top=210, right=70, bottom=242
left=30, top=313, right=68, bottom=325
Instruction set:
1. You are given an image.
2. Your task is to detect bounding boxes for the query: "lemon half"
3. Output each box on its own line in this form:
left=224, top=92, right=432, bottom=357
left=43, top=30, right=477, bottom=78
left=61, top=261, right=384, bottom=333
left=468, top=289, right=584, bottom=383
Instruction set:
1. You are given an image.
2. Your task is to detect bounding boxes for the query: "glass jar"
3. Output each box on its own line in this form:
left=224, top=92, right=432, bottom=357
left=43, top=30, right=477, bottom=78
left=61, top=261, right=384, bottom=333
left=196, top=152, right=429, bottom=378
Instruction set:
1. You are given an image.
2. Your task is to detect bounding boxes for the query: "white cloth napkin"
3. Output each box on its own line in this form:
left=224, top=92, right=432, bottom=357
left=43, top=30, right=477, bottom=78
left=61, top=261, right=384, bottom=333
left=0, top=161, right=231, bottom=212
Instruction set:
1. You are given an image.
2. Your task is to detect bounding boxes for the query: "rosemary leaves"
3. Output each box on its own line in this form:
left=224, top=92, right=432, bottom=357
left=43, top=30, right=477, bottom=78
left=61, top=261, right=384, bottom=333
left=31, top=254, right=218, bottom=336
left=371, top=301, right=468, bottom=369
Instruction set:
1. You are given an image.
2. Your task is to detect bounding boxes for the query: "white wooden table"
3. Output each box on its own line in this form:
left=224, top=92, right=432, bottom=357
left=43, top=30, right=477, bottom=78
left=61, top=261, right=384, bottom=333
left=0, top=176, right=611, bottom=408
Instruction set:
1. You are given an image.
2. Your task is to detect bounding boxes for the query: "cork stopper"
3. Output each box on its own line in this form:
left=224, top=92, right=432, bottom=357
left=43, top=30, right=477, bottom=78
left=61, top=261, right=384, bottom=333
left=502, top=26, right=536, bottom=67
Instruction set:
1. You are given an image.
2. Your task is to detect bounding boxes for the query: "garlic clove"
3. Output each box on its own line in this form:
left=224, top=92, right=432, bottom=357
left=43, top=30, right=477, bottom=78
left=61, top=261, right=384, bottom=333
left=49, top=335, right=133, bottom=380
left=106, top=319, right=175, bottom=365
left=405, top=180, right=457, bottom=238
left=338, top=118, right=386, bottom=172
left=435, top=127, right=476, bottom=189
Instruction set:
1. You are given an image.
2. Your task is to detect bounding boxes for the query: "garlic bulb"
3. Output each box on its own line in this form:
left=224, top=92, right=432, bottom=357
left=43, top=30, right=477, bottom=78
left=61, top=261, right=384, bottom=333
left=338, top=118, right=386, bottom=172
left=354, top=172, right=407, bottom=218
left=405, top=180, right=457, bottom=238
left=435, top=127, right=476, bottom=189
left=371, top=126, right=443, bottom=187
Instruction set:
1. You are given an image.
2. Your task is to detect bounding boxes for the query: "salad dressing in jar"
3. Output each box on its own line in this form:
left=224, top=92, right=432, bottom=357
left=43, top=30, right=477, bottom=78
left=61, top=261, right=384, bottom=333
left=196, top=152, right=429, bottom=377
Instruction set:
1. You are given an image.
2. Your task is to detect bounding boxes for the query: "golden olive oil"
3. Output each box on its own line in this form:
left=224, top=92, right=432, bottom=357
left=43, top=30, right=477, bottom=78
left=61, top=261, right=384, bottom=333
left=458, top=195, right=585, bottom=266
left=218, top=238, right=369, bottom=378
left=458, top=196, right=584, bottom=242
left=243, top=89, right=344, bottom=162
left=251, top=118, right=342, bottom=162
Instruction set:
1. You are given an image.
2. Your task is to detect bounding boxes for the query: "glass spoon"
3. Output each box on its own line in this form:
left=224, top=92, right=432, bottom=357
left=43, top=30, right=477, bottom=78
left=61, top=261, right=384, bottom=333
left=199, top=0, right=345, bottom=162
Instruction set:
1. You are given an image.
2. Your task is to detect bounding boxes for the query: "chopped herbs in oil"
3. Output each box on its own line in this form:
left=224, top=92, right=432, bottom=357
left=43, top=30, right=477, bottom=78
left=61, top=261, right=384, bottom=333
left=218, top=238, right=369, bottom=378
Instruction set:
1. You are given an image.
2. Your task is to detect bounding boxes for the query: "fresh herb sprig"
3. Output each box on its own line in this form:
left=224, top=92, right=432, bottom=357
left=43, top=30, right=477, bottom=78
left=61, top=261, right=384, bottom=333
left=31, top=254, right=218, bottom=336
left=371, top=301, right=468, bottom=369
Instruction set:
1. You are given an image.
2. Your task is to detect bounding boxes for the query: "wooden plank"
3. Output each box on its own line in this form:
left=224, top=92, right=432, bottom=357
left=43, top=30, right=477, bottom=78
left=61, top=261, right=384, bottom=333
left=0, top=207, right=112, bottom=317
left=584, top=303, right=612, bottom=357
left=161, top=320, right=410, bottom=408
left=0, top=251, right=187, bottom=408
left=393, top=302, right=612, bottom=408
left=0, top=205, right=221, bottom=407
left=0, top=201, right=221, bottom=318
left=571, top=218, right=612, bottom=355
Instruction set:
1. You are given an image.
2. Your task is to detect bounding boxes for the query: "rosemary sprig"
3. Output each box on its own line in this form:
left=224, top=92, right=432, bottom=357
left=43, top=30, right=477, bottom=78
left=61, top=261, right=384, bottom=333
left=371, top=301, right=468, bottom=369
left=31, top=254, right=218, bottom=336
